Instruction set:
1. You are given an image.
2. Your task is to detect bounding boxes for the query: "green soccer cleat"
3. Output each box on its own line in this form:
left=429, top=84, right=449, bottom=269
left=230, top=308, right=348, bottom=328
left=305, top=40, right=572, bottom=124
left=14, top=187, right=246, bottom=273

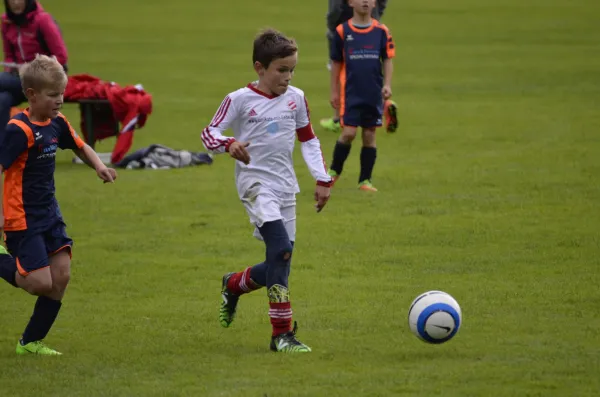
left=270, top=322, right=312, bottom=353
left=358, top=180, right=378, bottom=192
left=16, top=340, right=62, bottom=356
left=220, top=273, right=240, bottom=328
left=320, top=117, right=341, bottom=133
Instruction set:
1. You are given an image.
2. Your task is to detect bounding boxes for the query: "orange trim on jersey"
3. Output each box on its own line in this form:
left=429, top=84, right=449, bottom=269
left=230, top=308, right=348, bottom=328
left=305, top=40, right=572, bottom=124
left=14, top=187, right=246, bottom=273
left=57, top=113, right=85, bottom=149
left=23, top=109, right=51, bottom=126
left=3, top=120, right=35, bottom=231
left=339, top=63, right=347, bottom=118
left=348, top=19, right=378, bottom=34
left=336, top=24, right=344, bottom=40
left=50, top=244, right=72, bottom=259
left=377, top=24, right=395, bottom=59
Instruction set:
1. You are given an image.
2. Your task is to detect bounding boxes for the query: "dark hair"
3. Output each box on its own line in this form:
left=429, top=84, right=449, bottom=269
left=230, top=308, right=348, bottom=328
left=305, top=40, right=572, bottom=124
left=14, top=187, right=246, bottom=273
left=4, top=0, right=37, bottom=26
left=252, top=29, right=297, bottom=69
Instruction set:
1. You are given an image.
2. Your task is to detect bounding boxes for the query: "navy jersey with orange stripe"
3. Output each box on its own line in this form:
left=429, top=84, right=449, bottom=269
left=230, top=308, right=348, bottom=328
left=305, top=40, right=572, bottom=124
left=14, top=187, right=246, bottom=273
left=330, top=19, right=395, bottom=110
left=0, top=110, right=85, bottom=232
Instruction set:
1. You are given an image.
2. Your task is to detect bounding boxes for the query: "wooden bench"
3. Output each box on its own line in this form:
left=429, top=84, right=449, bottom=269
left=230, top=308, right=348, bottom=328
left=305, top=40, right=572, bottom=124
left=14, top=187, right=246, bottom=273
left=65, top=99, right=119, bottom=149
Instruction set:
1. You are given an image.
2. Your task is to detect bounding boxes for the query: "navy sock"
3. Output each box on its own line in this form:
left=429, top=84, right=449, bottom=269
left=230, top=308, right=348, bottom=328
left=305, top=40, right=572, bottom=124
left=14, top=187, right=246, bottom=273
left=22, top=296, right=62, bottom=344
left=331, top=141, right=352, bottom=175
left=249, top=262, right=267, bottom=286
left=359, top=146, right=377, bottom=183
left=0, top=253, right=18, bottom=288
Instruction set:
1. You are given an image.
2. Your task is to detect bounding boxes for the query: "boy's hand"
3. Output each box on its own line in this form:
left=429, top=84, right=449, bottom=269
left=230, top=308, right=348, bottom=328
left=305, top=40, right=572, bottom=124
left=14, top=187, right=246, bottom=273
left=382, top=85, right=392, bottom=100
left=314, top=185, right=331, bottom=213
left=229, top=141, right=251, bottom=165
left=330, top=91, right=340, bottom=109
left=96, top=166, right=117, bottom=183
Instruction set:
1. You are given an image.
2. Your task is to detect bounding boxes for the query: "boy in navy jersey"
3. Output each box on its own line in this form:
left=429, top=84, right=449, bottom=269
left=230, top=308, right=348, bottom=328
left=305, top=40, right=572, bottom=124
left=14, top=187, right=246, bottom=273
left=327, top=0, right=395, bottom=191
left=0, top=55, right=117, bottom=355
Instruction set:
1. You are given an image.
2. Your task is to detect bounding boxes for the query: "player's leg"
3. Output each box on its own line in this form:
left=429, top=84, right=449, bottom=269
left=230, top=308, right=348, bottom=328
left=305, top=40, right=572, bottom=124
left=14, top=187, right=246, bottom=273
left=358, top=107, right=381, bottom=191
left=329, top=108, right=359, bottom=184
left=260, top=192, right=310, bottom=352
left=219, top=185, right=273, bottom=328
left=10, top=232, right=62, bottom=355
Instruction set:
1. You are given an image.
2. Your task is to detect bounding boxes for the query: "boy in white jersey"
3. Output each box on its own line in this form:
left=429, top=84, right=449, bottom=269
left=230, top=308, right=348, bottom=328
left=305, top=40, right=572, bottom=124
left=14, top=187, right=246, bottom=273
left=201, top=29, right=332, bottom=353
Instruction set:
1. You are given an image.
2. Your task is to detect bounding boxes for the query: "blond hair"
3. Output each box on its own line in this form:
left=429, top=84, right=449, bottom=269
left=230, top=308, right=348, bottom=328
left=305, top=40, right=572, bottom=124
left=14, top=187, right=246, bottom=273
left=19, top=54, right=67, bottom=92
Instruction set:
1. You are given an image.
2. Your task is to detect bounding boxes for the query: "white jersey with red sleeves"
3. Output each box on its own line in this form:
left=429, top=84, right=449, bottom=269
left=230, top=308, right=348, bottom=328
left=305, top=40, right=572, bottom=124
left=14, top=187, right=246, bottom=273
left=201, top=82, right=331, bottom=198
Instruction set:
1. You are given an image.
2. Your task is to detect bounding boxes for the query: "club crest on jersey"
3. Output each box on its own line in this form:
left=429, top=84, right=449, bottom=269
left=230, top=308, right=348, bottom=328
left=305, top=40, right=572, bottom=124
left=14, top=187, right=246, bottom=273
left=266, top=121, right=280, bottom=134
left=288, top=101, right=297, bottom=111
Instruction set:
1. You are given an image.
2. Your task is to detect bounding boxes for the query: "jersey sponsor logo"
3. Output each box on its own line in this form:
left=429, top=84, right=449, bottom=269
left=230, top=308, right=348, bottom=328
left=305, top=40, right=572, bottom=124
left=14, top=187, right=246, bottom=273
left=348, top=48, right=380, bottom=60
left=247, top=114, right=294, bottom=124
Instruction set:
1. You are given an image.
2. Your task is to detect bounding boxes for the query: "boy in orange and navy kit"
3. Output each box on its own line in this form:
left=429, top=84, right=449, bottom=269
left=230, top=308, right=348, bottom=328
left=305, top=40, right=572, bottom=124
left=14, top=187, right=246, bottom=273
left=0, top=55, right=117, bottom=355
left=327, top=0, right=395, bottom=191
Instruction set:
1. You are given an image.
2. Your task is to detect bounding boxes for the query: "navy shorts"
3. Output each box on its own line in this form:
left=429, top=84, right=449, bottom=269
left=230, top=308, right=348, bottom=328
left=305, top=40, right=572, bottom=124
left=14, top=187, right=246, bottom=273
left=342, top=104, right=383, bottom=128
left=4, top=221, right=73, bottom=276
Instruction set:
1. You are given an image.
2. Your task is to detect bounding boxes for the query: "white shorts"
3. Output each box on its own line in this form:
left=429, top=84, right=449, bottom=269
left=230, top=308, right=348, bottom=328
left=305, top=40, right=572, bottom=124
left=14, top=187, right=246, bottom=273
left=240, top=183, right=296, bottom=241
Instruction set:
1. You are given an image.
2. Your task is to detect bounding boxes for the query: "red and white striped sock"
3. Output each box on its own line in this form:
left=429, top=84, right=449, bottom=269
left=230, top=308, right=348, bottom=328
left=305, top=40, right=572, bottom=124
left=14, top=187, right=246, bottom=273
left=226, top=267, right=261, bottom=295
left=269, top=302, right=292, bottom=336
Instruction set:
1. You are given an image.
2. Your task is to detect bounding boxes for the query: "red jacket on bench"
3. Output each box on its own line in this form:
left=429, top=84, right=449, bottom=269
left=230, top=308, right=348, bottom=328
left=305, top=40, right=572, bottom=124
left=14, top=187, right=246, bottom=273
left=65, top=74, right=153, bottom=164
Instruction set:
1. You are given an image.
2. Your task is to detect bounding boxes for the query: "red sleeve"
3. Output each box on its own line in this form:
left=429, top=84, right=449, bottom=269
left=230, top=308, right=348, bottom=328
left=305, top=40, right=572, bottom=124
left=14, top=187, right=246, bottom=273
left=1, top=21, right=16, bottom=70
left=38, top=13, right=68, bottom=65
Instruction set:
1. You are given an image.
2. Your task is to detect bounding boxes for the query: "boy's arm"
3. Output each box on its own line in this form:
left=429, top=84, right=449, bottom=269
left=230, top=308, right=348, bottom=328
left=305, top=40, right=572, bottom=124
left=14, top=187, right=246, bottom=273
left=57, top=114, right=116, bottom=182
left=330, top=26, right=345, bottom=108
left=382, top=59, right=393, bottom=99
left=381, top=25, right=395, bottom=98
left=201, top=95, right=249, bottom=164
left=296, top=96, right=333, bottom=186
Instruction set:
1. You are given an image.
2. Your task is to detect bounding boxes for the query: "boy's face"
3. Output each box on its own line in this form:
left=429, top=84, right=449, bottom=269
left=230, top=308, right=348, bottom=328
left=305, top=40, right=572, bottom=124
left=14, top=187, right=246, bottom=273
left=7, top=0, right=26, bottom=14
left=26, top=85, right=65, bottom=119
left=255, top=53, right=297, bottom=96
left=349, top=0, right=375, bottom=16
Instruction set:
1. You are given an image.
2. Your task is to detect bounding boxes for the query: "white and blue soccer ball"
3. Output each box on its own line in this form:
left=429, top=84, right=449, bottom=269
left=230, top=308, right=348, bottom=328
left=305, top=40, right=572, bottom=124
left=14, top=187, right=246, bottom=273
left=408, top=290, right=462, bottom=344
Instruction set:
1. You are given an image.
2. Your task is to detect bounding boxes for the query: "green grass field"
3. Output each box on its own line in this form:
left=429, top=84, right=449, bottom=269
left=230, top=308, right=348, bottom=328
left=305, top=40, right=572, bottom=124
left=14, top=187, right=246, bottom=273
left=1, top=0, right=599, bottom=395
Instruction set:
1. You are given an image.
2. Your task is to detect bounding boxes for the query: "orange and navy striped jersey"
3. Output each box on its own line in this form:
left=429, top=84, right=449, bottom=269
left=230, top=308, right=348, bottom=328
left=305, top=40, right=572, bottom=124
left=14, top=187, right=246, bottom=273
left=0, top=110, right=85, bottom=232
left=330, top=19, right=395, bottom=109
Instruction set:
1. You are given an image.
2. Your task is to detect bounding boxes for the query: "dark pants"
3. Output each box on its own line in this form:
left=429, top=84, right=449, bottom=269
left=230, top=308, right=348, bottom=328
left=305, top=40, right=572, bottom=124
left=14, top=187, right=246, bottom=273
left=0, top=72, right=26, bottom=132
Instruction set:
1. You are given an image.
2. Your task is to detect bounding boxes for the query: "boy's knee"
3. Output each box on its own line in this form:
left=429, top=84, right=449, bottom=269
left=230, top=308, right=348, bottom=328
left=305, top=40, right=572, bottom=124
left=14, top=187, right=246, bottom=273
left=340, top=129, right=357, bottom=143
left=54, top=271, right=71, bottom=290
left=362, top=129, right=377, bottom=146
left=27, top=278, right=53, bottom=296
left=277, top=239, right=294, bottom=262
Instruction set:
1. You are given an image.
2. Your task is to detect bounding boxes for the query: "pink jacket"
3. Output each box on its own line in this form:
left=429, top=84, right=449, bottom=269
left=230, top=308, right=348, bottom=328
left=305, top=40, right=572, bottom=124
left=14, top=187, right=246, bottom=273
left=1, top=2, right=67, bottom=70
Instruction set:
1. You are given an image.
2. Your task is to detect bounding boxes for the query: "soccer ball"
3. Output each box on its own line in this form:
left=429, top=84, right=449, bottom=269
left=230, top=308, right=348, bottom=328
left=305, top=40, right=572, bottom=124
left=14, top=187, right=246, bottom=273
left=408, top=290, right=462, bottom=344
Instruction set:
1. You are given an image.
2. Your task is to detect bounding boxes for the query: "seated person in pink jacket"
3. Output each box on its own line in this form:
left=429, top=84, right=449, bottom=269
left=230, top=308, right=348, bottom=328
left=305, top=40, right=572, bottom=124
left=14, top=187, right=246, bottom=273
left=0, top=0, right=67, bottom=129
